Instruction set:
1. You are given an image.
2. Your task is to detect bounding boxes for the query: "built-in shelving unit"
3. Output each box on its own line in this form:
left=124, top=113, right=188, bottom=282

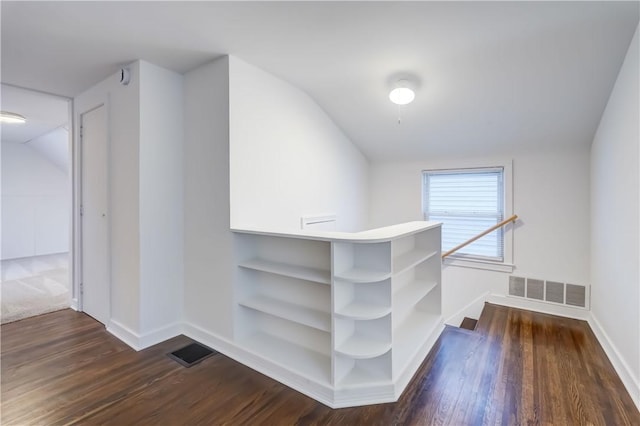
left=232, top=221, right=442, bottom=408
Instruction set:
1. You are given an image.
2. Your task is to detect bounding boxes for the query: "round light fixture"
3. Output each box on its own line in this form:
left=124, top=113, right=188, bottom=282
left=0, top=111, right=26, bottom=124
left=389, top=80, right=415, bottom=105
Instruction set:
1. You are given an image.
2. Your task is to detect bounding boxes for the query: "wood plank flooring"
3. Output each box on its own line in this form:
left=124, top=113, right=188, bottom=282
left=2, top=303, right=638, bottom=425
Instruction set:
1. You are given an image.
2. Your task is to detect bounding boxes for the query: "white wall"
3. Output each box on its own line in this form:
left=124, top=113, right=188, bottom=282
left=27, top=127, right=70, bottom=173
left=1, top=141, right=69, bottom=259
left=183, top=57, right=235, bottom=339
left=590, top=25, right=639, bottom=405
left=75, top=61, right=141, bottom=331
left=370, top=148, right=591, bottom=320
left=75, top=60, right=184, bottom=345
left=228, top=56, right=369, bottom=233
left=138, top=61, right=184, bottom=336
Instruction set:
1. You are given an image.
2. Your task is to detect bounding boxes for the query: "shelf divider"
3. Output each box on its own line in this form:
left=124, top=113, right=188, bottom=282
left=335, top=335, right=392, bottom=359
left=239, top=258, right=331, bottom=284
left=393, top=249, right=438, bottom=275
left=239, top=332, right=331, bottom=386
left=334, top=268, right=391, bottom=283
left=335, top=301, right=391, bottom=320
left=394, top=280, right=438, bottom=309
left=239, top=294, right=331, bottom=332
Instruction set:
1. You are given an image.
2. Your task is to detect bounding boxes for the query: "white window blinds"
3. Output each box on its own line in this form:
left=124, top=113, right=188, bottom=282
left=423, top=167, right=504, bottom=261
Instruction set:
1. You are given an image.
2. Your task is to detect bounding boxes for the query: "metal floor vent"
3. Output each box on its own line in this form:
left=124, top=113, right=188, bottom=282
left=168, top=342, right=217, bottom=367
left=509, top=276, right=588, bottom=308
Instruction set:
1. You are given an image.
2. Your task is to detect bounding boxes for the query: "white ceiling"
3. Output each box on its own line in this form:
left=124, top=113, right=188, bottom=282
left=2, top=1, right=638, bottom=160
left=1, top=84, right=69, bottom=144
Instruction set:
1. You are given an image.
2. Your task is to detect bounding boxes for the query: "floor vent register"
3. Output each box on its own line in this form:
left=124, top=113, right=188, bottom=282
left=168, top=342, right=218, bottom=367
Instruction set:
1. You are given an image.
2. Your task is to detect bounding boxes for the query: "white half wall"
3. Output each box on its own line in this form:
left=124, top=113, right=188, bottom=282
left=369, top=148, right=591, bottom=321
left=590, top=25, right=639, bottom=406
left=183, top=57, right=235, bottom=340
left=228, top=56, right=369, bottom=233
left=1, top=141, right=69, bottom=259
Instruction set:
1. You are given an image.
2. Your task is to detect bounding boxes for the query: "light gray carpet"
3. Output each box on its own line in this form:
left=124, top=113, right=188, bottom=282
left=1, top=253, right=70, bottom=324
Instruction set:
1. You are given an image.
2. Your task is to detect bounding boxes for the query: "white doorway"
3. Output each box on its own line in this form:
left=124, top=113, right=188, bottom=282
left=0, top=85, right=72, bottom=324
left=79, top=104, right=110, bottom=325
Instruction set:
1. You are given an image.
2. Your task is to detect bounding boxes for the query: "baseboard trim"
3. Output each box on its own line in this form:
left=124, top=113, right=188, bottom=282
left=182, top=321, right=438, bottom=408
left=138, top=322, right=183, bottom=350
left=588, top=313, right=640, bottom=411
left=107, top=320, right=182, bottom=352
left=107, top=320, right=142, bottom=351
left=182, top=322, right=337, bottom=407
left=445, top=291, right=490, bottom=327
left=487, top=294, right=591, bottom=321
left=70, top=298, right=79, bottom=311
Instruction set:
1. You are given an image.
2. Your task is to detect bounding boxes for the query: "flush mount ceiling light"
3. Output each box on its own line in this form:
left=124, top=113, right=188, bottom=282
left=0, top=111, right=26, bottom=124
left=389, top=80, right=415, bottom=105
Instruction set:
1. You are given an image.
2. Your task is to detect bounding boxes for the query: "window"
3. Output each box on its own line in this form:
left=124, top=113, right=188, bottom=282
left=423, top=167, right=505, bottom=262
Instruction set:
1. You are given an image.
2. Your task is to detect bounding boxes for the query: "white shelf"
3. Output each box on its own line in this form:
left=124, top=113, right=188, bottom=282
left=337, top=364, right=391, bottom=388
left=334, top=268, right=391, bottom=283
left=393, top=310, right=441, bottom=375
left=335, top=302, right=391, bottom=320
left=394, top=280, right=438, bottom=309
left=239, top=332, right=331, bottom=386
left=239, top=295, right=331, bottom=332
left=335, top=335, right=391, bottom=359
left=239, top=258, right=331, bottom=285
left=234, top=223, right=442, bottom=406
left=393, top=249, right=438, bottom=275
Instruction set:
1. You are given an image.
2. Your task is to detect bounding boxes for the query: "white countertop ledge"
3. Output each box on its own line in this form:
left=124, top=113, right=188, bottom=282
left=231, top=221, right=441, bottom=243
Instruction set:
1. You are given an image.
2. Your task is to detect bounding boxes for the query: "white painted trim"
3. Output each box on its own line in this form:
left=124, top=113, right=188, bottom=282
left=107, top=320, right=142, bottom=351
left=107, top=320, right=182, bottom=351
left=103, top=293, right=639, bottom=410
left=422, top=159, right=514, bottom=270
left=445, top=291, right=490, bottom=326
left=182, top=321, right=432, bottom=408
left=182, top=322, right=336, bottom=407
left=487, top=294, right=591, bottom=321
left=70, top=298, right=79, bottom=311
left=444, top=258, right=514, bottom=273
left=588, top=313, right=640, bottom=411
left=138, top=322, right=183, bottom=350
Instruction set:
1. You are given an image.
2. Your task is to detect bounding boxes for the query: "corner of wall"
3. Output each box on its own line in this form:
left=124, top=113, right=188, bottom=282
left=182, top=56, right=234, bottom=340
left=589, top=312, right=640, bottom=410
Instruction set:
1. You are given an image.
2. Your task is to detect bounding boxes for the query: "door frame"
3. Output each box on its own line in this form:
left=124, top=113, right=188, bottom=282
left=0, top=83, right=77, bottom=315
left=73, top=97, right=111, bottom=321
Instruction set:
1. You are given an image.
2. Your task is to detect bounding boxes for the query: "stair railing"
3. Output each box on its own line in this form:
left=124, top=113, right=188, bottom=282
left=441, top=214, right=519, bottom=259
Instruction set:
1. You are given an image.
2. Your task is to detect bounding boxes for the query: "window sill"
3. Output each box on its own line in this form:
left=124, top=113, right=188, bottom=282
left=443, top=256, right=514, bottom=273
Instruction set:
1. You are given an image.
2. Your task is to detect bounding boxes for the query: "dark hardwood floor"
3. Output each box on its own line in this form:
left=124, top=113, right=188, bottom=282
left=2, top=303, right=638, bottom=425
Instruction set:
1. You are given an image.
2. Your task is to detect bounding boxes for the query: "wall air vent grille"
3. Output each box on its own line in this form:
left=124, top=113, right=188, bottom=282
left=545, top=281, right=564, bottom=304
left=508, top=276, right=525, bottom=297
left=508, top=276, right=589, bottom=309
left=566, top=284, right=586, bottom=307
left=526, top=279, right=544, bottom=300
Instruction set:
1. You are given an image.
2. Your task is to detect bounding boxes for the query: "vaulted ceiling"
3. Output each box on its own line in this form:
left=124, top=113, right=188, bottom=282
left=2, top=1, right=638, bottom=160
left=1, top=84, right=69, bottom=145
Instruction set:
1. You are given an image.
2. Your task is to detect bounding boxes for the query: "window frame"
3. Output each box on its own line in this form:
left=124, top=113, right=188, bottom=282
left=422, top=160, right=514, bottom=273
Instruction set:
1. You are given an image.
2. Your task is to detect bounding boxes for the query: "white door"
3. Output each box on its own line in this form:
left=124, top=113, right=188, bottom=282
left=81, top=105, right=110, bottom=325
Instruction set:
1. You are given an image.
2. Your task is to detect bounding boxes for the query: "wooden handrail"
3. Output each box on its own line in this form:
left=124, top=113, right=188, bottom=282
left=441, top=214, right=518, bottom=259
